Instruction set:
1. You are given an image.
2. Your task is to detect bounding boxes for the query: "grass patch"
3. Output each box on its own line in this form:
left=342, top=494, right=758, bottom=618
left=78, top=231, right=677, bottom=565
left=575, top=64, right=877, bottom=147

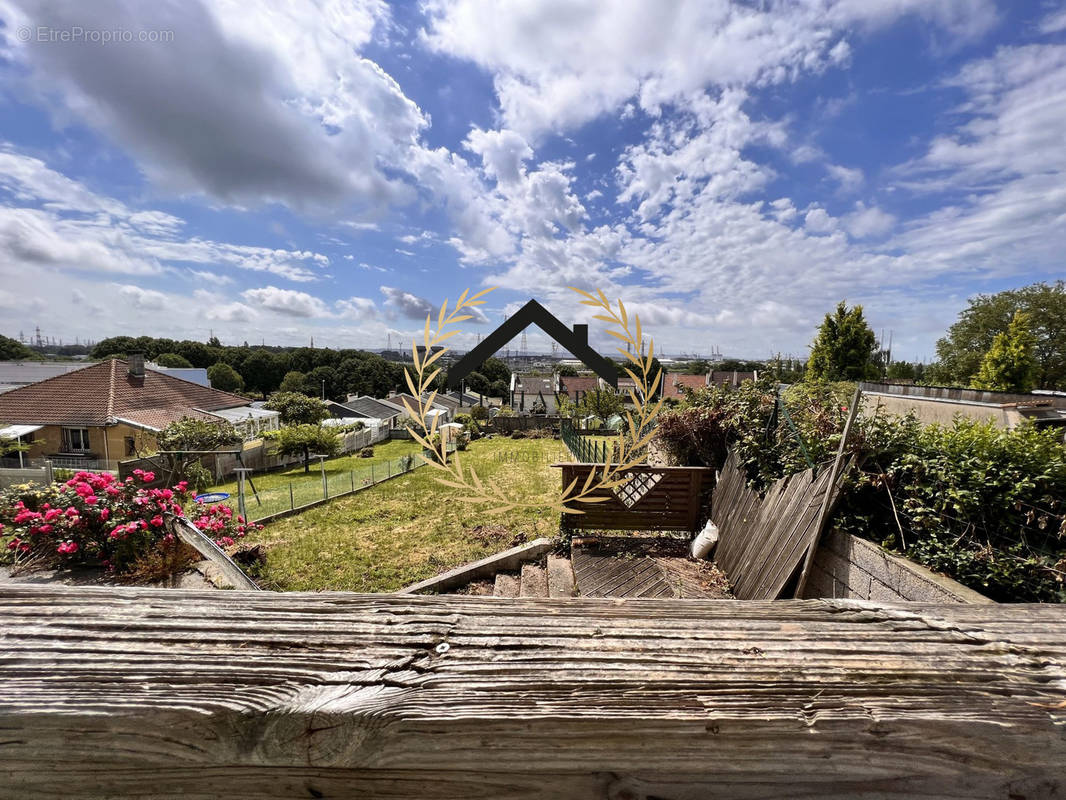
left=245, top=436, right=568, bottom=592
left=207, top=439, right=422, bottom=520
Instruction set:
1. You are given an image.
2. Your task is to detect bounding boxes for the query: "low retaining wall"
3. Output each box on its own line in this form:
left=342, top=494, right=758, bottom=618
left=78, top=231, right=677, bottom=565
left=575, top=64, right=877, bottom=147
left=801, top=529, right=992, bottom=603
left=0, top=465, right=51, bottom=489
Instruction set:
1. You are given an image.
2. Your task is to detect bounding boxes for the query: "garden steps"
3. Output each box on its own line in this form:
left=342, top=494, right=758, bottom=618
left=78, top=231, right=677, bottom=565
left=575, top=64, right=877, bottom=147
left=493, top=573, right=519, bottom=597
left=546, top=555, right=576, bottom=597
left=519, top=564, right=549, bottom=597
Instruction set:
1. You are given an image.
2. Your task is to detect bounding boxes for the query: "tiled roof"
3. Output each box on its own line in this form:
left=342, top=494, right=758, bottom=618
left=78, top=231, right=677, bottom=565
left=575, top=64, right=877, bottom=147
left=340, top=396, right=407, bottom=419
left=663, top=373, right=707, bottom=397
left=709, top=370, right=756, bottom=387
left=0, top=359, right=249, bottom=428
left=559, top=375, right=601, bottom=395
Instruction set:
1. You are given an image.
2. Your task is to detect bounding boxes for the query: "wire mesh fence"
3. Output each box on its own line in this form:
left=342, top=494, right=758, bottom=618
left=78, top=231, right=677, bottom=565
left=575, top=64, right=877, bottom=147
left=228, top=454, right=423, bottom=522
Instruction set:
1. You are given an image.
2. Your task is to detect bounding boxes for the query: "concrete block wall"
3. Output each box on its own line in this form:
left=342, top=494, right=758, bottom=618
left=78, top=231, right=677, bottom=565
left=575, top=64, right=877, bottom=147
left=801, top=529, right=992, bottom=604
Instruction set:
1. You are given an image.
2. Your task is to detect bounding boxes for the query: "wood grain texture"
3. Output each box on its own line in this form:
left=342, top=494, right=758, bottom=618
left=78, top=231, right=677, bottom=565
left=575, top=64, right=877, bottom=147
left=712, top=451, right=842, bottom=600
left=1, top=585, right=1065, bottom=799
left=557, top=463, right=713, bottom=532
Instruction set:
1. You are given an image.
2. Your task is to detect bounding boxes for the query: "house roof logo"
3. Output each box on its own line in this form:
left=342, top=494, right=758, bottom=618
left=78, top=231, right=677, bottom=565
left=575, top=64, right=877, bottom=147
left=446, top=299, right=618, bottom=389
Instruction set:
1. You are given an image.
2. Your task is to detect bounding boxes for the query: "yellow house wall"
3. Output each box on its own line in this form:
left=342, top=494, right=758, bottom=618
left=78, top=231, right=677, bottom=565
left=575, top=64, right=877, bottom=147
left=20, top=423, right=158, bottom=466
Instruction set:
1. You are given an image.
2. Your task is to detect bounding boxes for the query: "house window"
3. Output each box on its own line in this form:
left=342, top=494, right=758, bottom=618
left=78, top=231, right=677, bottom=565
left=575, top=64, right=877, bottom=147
left=62, top=428, right=91, bottom=452
left=125, top=437, right=137, bottom=456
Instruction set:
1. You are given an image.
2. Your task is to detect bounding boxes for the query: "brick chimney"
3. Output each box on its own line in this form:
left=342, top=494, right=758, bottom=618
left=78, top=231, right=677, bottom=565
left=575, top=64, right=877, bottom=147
left=128, top=353, right=145, bottom=379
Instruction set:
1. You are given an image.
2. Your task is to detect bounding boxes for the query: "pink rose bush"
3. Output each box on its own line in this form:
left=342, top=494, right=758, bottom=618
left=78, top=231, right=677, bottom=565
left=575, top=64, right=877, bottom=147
left=0, top=470, right=261, bottom=574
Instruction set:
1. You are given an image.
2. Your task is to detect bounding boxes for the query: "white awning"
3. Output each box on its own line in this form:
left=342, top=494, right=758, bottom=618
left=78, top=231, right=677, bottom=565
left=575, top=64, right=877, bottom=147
left=0, top=424, right=42, bottom=439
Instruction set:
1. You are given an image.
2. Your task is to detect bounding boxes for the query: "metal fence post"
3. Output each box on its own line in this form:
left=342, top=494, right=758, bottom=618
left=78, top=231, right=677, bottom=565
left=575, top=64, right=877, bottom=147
left=289, top=482, right=294, bottom=510
left=350, top=470, right=355, bottom=492
left=371, top=463, right=375, bottom=484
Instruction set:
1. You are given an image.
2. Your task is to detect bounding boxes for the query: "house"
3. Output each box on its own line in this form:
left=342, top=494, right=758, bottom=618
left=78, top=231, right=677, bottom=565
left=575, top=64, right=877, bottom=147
left=860, top=382, right=1066, bottom=431
left=339, top=396, right=408, bottom=428
left=661, top=372, right=709, bottom=399
left=510, top=374, right=558, bottom=414
left=558, top=375, right=602, bottom=404
left=0, top=356, right=273, bottom=469
left=0, top=359, right=210, bottom=394
left=387, top=392, right=453, bottom=424
left=708, top=370, right=758, bottom=388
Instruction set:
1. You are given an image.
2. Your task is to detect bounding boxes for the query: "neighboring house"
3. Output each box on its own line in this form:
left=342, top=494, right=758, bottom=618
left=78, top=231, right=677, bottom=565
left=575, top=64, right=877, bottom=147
left=708, top=370, right=758, bottom=388
left=341, top=396, right=409, bottom=428
left=0, top=359, right=210, bottom=393
left=0, top=356, right=271, bottom=469
left=387, top=392, right=453, bottom=424
left=860, top=382, right=1066, bottom=431
left=510, top=374, right=558, bottom=414
left=661, top=372, right=709, bottom=399
left=558, top=375, right=602, bottom=404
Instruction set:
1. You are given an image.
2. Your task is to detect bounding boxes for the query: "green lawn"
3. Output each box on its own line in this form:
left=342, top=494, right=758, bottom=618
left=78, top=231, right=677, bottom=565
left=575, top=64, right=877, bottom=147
left=207, top=439, right=421, bottom=521
left=244, top=436, right=569, bottom=592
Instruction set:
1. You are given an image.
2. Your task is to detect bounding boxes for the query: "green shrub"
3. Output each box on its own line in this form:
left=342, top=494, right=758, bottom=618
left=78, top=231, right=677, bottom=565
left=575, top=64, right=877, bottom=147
left=654, top=378, right=1066, bottom=602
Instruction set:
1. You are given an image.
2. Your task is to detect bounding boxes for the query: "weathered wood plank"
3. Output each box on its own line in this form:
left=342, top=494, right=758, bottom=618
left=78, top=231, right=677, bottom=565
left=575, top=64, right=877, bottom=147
left=1, top=585, right=1065, bottom=799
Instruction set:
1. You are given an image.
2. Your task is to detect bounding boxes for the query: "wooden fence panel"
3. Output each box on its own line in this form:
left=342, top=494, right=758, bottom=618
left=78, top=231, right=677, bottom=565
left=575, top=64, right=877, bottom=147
left=712, top=451, right=844, bottom=600
left=556, top=462, right=713, bottom=532
left=1, top=586, right=1065, bottom=799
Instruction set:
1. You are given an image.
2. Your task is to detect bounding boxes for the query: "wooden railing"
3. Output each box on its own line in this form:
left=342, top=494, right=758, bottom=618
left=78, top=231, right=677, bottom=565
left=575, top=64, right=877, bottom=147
left=555, top=462, right=713, bottom=532
left=1, top=586, right=1064, bottom=798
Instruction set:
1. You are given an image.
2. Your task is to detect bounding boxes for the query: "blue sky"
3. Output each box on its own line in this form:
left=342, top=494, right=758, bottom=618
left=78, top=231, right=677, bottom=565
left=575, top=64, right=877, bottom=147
left=0, top=0, right=1064, bottom=361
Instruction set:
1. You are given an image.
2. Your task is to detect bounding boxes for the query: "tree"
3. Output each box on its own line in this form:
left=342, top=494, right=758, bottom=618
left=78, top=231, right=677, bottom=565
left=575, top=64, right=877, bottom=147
left=306, top=365, right=340, bottom=400
left=154, top=352, right=193, bottom=368
left=207, top=362, right=244, bottom=393
left=556, top=364, right=578, bottom=377
left=806, top=302, right=878, bottom=382
left=480, top=357, right=511, bottom=385
left=264, top=392, right=329, bottom=426
left=239, top=349, right=283, bottom=396
left=0, top=334, right=34, bottom=360
left=267, top=424, right=340, bottom=473
left=581, top=388, right=624, bottom=426
left=279, top=370, right=309, bottom=394
left=155, top=418, right=241, bottom=489
left=464, top=370, right=491, bottom=395
left=886, top=361, right=917, bottom=382
left=932, top=281, right=1066, bottom=390
left=972, top=312, right=1037, bottom=392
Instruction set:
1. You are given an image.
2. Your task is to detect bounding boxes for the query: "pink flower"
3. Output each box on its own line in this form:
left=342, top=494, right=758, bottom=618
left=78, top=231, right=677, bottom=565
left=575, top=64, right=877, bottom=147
left=84, top=496, right=98, bottom=505
left=99, top=508, right=110, bottom=520
left=37, top=524, right=53, bottom=534
left=43, top=509, right=62, bottom=522
left=56, top=541, right=78, bottom=555
left=141, top=471, right=155, bottom=482
left=215, top=536, right=234, bottom=548
left=109, top=526, right=125, bottom=540
left=150, top=515, right=164, bottom=528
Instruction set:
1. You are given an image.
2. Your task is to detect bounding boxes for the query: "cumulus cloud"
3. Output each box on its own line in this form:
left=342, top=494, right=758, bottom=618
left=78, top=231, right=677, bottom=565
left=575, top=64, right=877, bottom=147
left=844, top=203, right=896, bottom=239
left=380, top=285, right=488, bottom=323
left=242, top=286, right=330, bottom=317
left=423, top=0, right=996, bottom=139
left=117, top=284, right=168, bottom=309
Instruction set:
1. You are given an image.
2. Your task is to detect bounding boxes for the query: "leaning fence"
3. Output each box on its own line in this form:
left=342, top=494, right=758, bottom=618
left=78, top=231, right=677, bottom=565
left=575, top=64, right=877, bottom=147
left=229, top=453, right=425, bottom=524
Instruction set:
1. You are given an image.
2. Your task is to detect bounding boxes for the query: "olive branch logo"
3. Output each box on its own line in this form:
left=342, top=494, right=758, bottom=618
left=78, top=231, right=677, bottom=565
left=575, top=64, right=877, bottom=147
left=401, top=286, right=664, bottom=514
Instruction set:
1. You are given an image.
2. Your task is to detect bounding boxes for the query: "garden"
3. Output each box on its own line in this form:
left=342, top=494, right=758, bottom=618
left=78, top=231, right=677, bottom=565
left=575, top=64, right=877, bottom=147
left=653, top=378, right=1066, bottom=603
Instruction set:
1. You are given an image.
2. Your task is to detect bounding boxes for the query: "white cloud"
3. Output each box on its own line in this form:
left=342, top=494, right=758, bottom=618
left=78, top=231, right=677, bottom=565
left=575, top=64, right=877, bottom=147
left=826, top=164, right=864, bottom=194
left=1040, top=7, right=1066, bottom=34
left=242, top=286, right=330, bottom=317
left=335, top=296, right=378, bottom=318
left=424, top=0, right=996, bottom=139
left=803, top=208, right=838, bottom=234
left=843, top=203, right=896, bottom=238
left=117, top=284, right=168, bottom=309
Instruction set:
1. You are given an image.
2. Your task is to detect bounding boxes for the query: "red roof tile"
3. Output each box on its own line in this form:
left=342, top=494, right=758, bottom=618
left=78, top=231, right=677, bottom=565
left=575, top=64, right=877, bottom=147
left=663, top=372, right=708, bottom=397
left=559, top=376, right=601, bottom=395
left=0, top=359, right=249, bottom=429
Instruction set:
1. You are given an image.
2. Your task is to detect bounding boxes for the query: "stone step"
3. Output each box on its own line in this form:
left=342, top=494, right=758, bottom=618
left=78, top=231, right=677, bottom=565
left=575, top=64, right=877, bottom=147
left=546, top=555, right=576, bottom=598
left=493, top=573, right=519, bottom=598
left=519, top=564, right=549, bottom=598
